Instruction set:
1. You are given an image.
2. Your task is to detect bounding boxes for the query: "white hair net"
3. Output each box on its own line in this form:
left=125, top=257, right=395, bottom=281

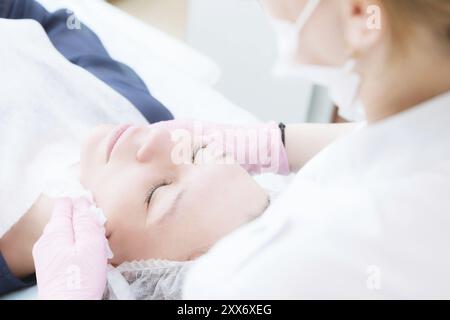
left=104, top=260, right=193, bottom=300
left=0, top=19, right=146, bottom=237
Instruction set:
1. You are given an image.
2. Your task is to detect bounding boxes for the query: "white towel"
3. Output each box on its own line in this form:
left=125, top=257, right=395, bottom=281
left=0, top=19, right=147, bottom=237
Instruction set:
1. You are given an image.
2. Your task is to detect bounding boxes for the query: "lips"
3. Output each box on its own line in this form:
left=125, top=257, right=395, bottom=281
left=106, top=124, right=132, bottom=161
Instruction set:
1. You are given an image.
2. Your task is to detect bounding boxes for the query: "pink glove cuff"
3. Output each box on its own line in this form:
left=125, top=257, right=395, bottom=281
left=151, top=119, right=291, bottom=175
left=241, top=122, right=290, bottom=175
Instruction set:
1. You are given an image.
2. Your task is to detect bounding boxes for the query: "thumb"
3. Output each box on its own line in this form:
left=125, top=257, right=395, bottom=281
left=72, top=198, right=107, bottom=247
left=41, top=198, right=75, bottom=247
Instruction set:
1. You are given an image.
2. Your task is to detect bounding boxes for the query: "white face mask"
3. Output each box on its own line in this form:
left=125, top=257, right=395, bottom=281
left=268, top=0, right=366, bottom=121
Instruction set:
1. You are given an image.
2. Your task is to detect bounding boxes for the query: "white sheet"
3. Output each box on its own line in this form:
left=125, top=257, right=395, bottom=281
left=2, top=287, right=38, bottom=300
left=36, top=0, right=259, bottom=124
left=38, top=0, right=222, bottom=87
left=0, top=18, right=149, bottom=239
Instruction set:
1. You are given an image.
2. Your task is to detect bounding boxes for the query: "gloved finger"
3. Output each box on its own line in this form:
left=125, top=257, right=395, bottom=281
left=72, top=197, right=93, bottom=213
left=41, top=198, right=75, bottom=246
left=72, top=198, right=106, bottom=247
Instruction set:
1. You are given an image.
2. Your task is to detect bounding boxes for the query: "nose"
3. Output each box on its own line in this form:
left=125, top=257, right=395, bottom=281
left=136, top=128, right=174, bottom=164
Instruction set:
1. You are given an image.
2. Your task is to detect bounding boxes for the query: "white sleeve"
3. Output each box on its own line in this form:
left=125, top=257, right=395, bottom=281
left=183, top=208, right=390, bottom=300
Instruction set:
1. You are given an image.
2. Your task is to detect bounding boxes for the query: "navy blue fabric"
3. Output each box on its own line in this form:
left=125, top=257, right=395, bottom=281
left=0, top=252, right=36, bottom=296
left=0, top=0, right=174, bottom=123
left=0, top=0, right=174, bottom=296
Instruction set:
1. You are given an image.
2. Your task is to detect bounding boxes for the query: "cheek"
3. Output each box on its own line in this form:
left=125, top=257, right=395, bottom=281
left=89, top=166, right=155, bottom=234
left=107, top=220, right=155, bottom=265
left=80, top=125, right=113, bottom=186
left=85, top=155, right=149, bottom=204
left=94, top=174, right=151, bottom=263
left=297, top=2, right=349, bottom=65
left=93, top=172, right=141, bottom=220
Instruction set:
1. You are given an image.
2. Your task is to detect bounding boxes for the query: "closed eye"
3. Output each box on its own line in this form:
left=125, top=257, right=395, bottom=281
left=145, top=181, right=171, bottom=209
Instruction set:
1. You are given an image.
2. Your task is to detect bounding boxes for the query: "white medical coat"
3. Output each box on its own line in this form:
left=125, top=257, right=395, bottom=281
left=183, top=91, right=450, bottom=299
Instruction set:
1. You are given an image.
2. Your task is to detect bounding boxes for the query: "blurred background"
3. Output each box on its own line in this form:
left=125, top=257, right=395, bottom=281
left=108, top=0, right=334, bottom=123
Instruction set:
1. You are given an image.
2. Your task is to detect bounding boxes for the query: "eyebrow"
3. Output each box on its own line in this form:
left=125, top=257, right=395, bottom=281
left=158, top=188, right=186, bottom=224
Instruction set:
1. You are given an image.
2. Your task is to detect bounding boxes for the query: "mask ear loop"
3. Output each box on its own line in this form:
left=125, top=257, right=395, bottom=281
left=293, top=0, right=322, bottom=32
left=344, top=46, right=364, bottom=105
left=289, top=0, right=322, bottom=66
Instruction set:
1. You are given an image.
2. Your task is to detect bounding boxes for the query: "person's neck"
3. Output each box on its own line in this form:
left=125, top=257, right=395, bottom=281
left=361, top=45, right=450, bottom=123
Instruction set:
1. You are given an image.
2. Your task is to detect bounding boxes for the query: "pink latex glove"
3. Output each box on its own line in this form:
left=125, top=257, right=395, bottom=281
left=32, top=198, right=108, bottom=300
left=152, top=119, right=290, bottom=175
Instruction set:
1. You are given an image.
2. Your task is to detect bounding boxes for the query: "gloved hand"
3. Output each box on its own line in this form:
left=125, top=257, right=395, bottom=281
left=32, top=198, right=109, bottom=300
left=152, top=119, right=290, bottom=175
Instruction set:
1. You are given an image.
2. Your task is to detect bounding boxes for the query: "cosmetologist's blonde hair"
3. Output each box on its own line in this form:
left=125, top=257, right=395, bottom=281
left=379, top=0, right=450, bottom=49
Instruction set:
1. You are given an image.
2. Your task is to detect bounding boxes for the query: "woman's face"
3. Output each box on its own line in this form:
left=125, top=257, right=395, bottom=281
left=80, top=125, right=269, bottom=265
left=262, top=0, right=378, bottom=66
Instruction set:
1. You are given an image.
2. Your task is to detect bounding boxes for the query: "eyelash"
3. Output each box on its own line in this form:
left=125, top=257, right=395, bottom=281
left=145, top=180, right=171, bottom=209
left=191, top=144, right=207, bottom=163
left=145, top=145, right=207, bottom=208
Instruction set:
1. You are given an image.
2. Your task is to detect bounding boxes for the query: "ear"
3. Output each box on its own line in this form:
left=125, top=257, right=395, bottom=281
left=344, top=0, right=384, bottom=54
